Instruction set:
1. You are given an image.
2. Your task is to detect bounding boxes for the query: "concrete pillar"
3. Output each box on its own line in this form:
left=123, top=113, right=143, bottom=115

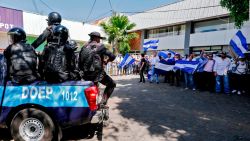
left=140, top=30, right=145, bottom=53
left=184, top=22, right=191, bottom=55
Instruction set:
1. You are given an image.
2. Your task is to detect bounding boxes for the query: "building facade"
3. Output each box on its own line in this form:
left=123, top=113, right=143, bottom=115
left=128, top=0, right=250, bottom=55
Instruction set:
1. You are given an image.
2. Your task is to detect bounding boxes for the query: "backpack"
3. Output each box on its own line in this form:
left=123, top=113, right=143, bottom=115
left=44, top=44, right=69, bottom=83
left=8, top=43, right=39, bottom=84
left=79, top=42, right=102, bottom=73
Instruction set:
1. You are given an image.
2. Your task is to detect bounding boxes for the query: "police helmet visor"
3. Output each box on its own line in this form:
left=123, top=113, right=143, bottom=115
left=7, top=34, right=15, bottom=44
left=7, top=28, right=26, bottom=44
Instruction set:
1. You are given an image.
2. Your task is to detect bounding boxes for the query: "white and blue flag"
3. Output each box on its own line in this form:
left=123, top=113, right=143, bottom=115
left=174, top=60, right=199, bottom=74
left=143, top=39, right=159, bottom=51
left=230, top=30, right=248, bottom=57
left=158, top=50, right=176, bottom=59
left=118, top=53, right=135, bottom=68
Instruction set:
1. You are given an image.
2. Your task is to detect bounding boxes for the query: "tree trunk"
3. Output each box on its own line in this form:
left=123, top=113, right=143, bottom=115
left=112, top=40, right=119, bottom=55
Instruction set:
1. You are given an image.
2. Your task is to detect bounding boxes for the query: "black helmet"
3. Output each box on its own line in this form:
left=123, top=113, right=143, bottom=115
left=53, top=25, right=69, bottom=45
left=7, top=27, right=26, bottom=44
left=47, top=12, right=62, bottom=26
left=67, top=40, right=78, bottom=50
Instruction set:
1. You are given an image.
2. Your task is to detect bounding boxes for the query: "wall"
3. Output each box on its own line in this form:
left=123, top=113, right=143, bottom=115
left=144, top=35, right=185, bottom=50
left=129, top=31, right=142, bottom=51
left=0, top=33, right=8, bottom=50
left=190, top=22, right=250, bottom=47
left=0, top=6, right=23, bottom=32
left=23, top=12, right=106, bottom=42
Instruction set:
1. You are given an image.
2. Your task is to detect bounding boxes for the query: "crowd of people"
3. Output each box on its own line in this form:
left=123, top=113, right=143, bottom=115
left=144, top=50, right=250, bottom=95
left=108, top=50, right=249, bottom=95
left=105, top=54, right=145, bottom=76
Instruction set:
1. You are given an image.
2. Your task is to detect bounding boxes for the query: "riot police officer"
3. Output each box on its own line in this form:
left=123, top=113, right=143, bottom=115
left=79, top=31, right=116, bottom=105
left=42, top=25, right=78, bottom=83
left=32, top=12, right=62, bottom=48
left=4, top=27, right=39, bottom=84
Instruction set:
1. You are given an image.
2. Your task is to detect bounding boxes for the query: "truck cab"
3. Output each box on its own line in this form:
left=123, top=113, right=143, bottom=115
left=0, top=54, right=106, bottom=141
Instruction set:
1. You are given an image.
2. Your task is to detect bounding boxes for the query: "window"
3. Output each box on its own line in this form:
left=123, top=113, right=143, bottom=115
left=190, top=46, right=224, bottom=54
left=168, top=27, right=173, bottom=36
left=180, top=25, right=185, bottom=35
left=194, top=18, right=233, bottom=33
left=173, top=26, right=180, bottom=35
left=145, top=24, right=185, bottom=39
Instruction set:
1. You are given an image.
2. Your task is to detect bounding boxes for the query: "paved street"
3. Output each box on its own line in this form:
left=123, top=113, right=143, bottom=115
left=0, top=75, right=250, bottom=141
left=88, top=75, right=250, bottom=141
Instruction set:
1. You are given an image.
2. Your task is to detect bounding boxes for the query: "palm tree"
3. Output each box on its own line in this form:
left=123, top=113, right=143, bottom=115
left=100, top=14, right=137, bottom=55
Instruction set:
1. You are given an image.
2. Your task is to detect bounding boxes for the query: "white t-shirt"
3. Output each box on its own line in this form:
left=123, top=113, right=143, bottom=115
left=232, top=61, right=247, bottom=75
left=150, top=57, right=159, bottom=65
left=213, top=57, right=231, bottom=75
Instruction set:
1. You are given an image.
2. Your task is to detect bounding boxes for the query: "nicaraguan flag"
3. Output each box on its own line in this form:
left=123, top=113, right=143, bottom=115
left=155, top=59, right=174, bottom=71
left=143, top=39, right=159, bottom=51
left=230, top=30, right=248, bottom=57
left=174, top=60, right=199, bottom=74
left=118, top=53, right=135, bottom=68
left=155, top=59, right=175, bottom=74
left=158, top=50, right=176, bottom=59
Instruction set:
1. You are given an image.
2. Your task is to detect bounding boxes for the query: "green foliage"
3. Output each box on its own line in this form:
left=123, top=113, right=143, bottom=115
left=118, top=41, right=130, bottom=56
left=220, top=0, right=249, bottom=28
left=100, top=14, right=138, bottom=54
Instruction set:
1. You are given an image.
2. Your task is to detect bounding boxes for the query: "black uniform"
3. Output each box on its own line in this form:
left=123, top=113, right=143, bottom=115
left=4, top=42, right=39, bottom=84
left=40, top=25, right=80, bottom=83
left=83, top=41, right=116, bottom=102
left=32, top=25, right=57, bottom=49
left=32, top=12, right=62, bottom=48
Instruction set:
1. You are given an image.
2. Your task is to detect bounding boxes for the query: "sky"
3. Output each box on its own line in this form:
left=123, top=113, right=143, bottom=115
left=0, top=0, right=178, bottom=23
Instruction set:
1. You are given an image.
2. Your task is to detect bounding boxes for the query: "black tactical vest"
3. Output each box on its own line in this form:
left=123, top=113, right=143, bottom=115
left=7, top=42, right=38, bottom=84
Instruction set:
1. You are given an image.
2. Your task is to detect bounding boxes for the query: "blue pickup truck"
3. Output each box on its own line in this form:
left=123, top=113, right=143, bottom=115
left=0, top=54, right=108, bottom=141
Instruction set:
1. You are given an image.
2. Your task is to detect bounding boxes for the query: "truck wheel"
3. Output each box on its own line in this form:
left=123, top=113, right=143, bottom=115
left=10, top=108, right=56, bottom=141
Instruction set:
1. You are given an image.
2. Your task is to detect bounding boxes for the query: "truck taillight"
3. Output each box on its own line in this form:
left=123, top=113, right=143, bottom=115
left=85, top=86, right=99, bottom=111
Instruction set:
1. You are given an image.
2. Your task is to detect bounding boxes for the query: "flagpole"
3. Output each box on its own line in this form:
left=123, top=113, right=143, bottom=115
left=227, top=17, right=237, bottom=59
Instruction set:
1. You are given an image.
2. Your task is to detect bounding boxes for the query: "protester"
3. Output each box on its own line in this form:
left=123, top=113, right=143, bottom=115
left=195, top=50, right=208, bottom=91
left=117, top=55, right=123, bottom=75
left=203, top=54, right=216, bottom=92
left=213, top=52, right=231, bottom=94
left=144, top=55, right=150, bottom=74
left=150, top=51, right=159, bottom=84
left=173, top=54, right=181, bottom=87
left=164, top=53, right=173, bottom=83
left=184, top=54, right=196, bottom=90
left=139, top=53, right=146, bottom=83
left=230, top=57, right=247, bottom=95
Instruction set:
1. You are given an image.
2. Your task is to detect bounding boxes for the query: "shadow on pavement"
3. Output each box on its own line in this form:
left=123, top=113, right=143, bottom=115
left=108, top=76, right=250, bottom=141
left=0, top=128, right=12, bottom=141
left=62, top=124, right=97, bottom=140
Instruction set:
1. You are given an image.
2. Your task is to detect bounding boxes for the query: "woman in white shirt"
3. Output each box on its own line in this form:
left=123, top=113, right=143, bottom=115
left=230, top=57, right=247, bottom=95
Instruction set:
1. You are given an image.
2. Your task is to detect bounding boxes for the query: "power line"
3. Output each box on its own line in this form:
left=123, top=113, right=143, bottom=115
left=39, top=0, right=54, bottom=11
left=119, top=5, right=221, bottom=14
left=32, top=0, right=39, bottom=14
left=85, top=0, right=97, bottom=22
left=85, top=10, right=112, bottom=23
left=108, top=0, right=114, bottom=12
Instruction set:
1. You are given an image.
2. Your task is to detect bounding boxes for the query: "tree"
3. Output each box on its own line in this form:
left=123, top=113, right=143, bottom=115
left=220, top=0, right=249, bottom=28
left=100, top=14, right=138, bottom=55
